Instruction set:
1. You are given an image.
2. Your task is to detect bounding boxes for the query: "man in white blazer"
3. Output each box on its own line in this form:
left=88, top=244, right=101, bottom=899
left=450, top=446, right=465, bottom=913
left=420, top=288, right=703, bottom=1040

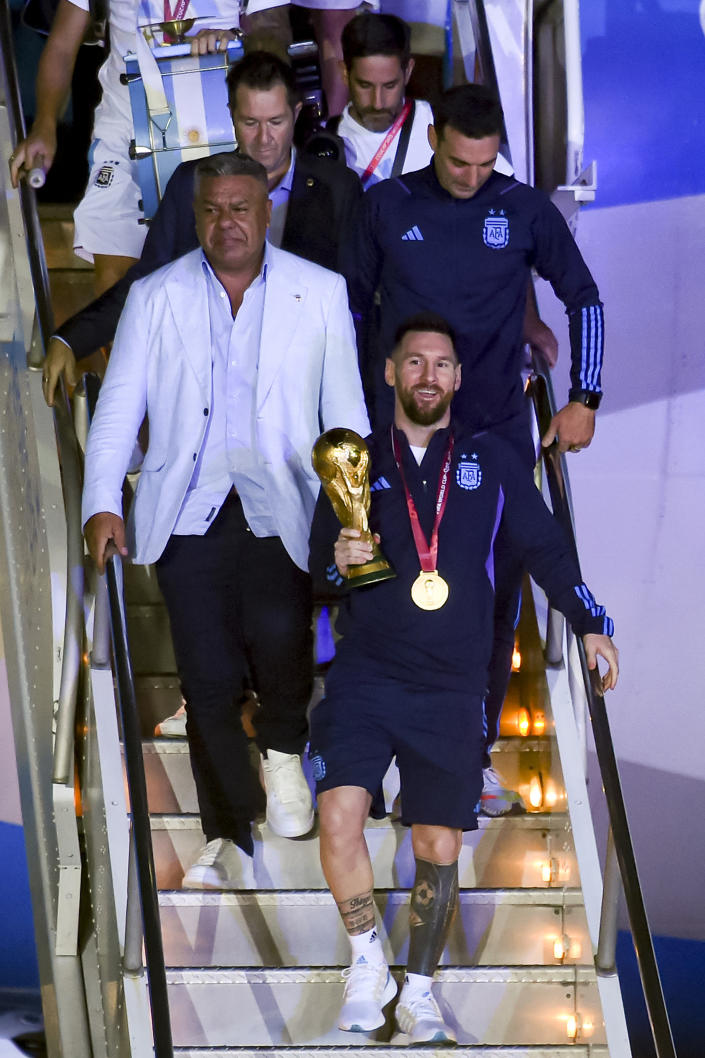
left=82, top=151, right=370, bottom=888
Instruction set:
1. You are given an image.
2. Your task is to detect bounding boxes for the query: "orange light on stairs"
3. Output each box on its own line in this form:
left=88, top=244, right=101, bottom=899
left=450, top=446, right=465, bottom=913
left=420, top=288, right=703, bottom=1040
left=543, top=780, right=558, bottom=808
left=511, top=644, right=521, bottom=671
left=517, top=707, right=531, bottom=737
left=553, top=934, right=569, bottom=961
left=532, top=710, right=546, bottom=735
left=566, top=1013, right=581, bottom=1040
left=528, top=774, right=543, bottom=809
left=541, top=857, right=558, bottom=883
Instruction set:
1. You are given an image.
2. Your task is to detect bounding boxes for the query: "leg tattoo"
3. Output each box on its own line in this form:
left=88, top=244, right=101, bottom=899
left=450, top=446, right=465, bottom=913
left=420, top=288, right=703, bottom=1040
left=338, top=890, right=376, bottom=936
left=407, top=858, right=459, bottom=977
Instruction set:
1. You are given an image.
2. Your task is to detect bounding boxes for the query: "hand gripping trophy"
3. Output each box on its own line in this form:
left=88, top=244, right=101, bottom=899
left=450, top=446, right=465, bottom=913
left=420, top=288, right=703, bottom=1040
left=312, top=428, right=395, bottom=587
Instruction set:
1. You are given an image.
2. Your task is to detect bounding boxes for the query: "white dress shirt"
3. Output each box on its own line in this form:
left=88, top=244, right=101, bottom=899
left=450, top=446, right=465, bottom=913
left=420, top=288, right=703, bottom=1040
left=172, top=246, right=277, bottom=537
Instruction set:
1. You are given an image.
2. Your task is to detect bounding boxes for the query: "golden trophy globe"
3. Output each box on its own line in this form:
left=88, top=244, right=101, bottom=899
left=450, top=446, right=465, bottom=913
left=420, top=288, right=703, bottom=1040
left=312, top=428, right=395, bottom=587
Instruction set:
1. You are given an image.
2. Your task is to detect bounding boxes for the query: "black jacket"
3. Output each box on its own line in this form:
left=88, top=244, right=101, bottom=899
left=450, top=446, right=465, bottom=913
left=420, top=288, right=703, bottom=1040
left=56, top=152, right=362, bottom=356
left=343, top=164, right=604, bottom=429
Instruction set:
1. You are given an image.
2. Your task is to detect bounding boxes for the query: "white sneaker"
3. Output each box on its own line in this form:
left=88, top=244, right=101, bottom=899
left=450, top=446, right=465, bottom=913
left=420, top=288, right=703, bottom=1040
left=182, top=838, right=250, bottom=890
left=154, top=704, right=187, bottom=738
left=338, top=957, right=397, bottom=1032
left=480, top=764, right=526, bottom=817
left=260, top=750, right=314, bottom=838
left=395, top=986, right=456, bottom=1044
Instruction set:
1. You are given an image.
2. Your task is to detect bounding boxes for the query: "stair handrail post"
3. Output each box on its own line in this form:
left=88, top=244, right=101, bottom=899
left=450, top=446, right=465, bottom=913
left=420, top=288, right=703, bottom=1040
left=124, top=836, right=146, bottom=977
left=596, top=825, right=621, bottom=975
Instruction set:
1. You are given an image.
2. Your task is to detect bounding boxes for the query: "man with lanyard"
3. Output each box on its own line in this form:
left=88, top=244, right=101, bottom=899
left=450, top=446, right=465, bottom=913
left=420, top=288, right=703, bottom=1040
left=343, top=82, right=600, bottom=816
left=326, top=13, right=433, bottom=187
left=326, top=12, right=513, bottom=188
left=308, top=313, right=618, bottom=1043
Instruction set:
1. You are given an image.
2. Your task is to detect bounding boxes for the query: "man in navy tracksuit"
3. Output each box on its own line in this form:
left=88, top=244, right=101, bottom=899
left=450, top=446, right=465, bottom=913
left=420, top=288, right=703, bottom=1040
left=308, top=314, right=618, bottom=1044
left=342, top=84, right=605, bottom=812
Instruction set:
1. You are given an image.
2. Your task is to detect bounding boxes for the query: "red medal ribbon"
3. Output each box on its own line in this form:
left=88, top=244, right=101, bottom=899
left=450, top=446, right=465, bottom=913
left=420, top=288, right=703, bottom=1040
left=163, top=0, right=191, bottom=41
left=360, top=100, right=413, bottom=186
left=164, top=0, right=191, bottom=20
left=391, top=426, right=454, bottom=573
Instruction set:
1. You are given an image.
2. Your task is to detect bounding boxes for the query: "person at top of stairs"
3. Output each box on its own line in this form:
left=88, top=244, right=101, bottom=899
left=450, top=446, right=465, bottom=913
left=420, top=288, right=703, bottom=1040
left=9, top=0, right=292, bottom=295
left=308, top=312, right=618, bottom=1043
left=81, top=151, right=369, bottom=886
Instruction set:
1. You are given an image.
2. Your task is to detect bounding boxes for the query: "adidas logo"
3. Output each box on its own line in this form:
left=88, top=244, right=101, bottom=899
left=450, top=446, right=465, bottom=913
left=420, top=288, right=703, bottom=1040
left=370, top=476, right=391, bottom=492
left=401, top=225, right=424, bottom=241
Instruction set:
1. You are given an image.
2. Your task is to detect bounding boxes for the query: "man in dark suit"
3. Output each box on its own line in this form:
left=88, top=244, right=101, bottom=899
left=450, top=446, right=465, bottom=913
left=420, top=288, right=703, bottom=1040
left=42, top=50, right=362, bottom=404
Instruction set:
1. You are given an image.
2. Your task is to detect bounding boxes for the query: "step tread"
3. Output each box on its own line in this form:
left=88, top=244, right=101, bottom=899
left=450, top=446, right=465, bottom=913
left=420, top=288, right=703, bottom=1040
left=150, top=812, right=569, bottom=831
left=143, top=735, right=555, bottom=752
left=165, top=968, right=606, bottom=1047
left=158, top=887, right=584, bottom=907
left=173, top=1049, right=607, bottom=1056
left=166, top=966, right=598, bottom=984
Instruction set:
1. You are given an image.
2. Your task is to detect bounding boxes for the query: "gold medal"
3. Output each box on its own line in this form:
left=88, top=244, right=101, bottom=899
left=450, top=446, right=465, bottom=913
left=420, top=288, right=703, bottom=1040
left=410, top=570, right=449, bottom=611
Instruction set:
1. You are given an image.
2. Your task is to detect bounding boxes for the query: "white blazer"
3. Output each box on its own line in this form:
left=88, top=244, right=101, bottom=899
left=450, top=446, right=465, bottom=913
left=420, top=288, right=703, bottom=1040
left=82, top=245, right=370, bottom=570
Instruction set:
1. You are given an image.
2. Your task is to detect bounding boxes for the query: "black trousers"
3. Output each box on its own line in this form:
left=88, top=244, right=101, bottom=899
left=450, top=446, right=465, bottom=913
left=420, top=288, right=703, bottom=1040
left=155, top=492, right=313, bottom=841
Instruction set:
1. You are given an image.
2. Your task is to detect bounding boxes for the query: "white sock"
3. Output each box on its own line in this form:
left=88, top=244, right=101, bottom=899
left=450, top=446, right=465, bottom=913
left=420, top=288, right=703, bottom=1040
left=401, top=971, right=433, bottom=999
left=349, top=926, right=386, bottom=965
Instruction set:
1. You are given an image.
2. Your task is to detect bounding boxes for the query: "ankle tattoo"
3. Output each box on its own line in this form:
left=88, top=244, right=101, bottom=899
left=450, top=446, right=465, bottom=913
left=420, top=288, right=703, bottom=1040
left=337, top=890, right=375, bottom=936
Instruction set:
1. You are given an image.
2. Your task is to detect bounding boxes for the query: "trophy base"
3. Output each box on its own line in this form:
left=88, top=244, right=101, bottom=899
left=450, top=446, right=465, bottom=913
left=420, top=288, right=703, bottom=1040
left=346, top=557, right=396, bottom=588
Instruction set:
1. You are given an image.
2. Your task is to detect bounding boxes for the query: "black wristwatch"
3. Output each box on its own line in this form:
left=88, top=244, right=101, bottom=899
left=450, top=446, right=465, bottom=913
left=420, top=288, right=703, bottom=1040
left=569, top=388, right=602, bottom=410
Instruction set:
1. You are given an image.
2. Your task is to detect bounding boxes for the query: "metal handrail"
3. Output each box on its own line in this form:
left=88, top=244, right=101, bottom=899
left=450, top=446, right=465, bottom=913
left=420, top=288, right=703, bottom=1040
left=2, top=8, right=171, bottom=1050
left=0, top=0, right=86, bottom=785
left=83, top=375, right=173, bottom=1058
left=528, top=354, right=677, bottom=1058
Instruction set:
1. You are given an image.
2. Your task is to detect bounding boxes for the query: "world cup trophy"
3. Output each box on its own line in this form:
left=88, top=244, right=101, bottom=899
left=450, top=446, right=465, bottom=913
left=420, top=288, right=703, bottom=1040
left=312, top=428, right=395, bottom=587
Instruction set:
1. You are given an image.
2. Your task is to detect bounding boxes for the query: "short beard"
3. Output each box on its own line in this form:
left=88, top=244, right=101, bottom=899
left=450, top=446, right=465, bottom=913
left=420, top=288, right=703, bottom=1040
left=398, top=387, right=454, bottom=427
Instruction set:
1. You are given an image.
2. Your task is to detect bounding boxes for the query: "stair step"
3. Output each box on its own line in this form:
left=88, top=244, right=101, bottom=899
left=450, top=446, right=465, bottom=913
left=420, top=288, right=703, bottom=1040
left=173, top=1050, right=607, bottom=1058
left=151, top=813, right=578, bottom=891
left=173, top=1049, right=607, bottom=1057
left=165, top=966, right=606, bottom=1047
left=141, top=737, right=564, bottom=816
left=159, top=888, right=590, bottom=968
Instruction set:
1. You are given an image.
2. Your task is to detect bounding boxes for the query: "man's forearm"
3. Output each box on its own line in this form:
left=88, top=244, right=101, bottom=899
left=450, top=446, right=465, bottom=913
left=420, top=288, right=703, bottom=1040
left=33, top=2, right=88, bottom=127
left=568, top=300, right=604, bottom=397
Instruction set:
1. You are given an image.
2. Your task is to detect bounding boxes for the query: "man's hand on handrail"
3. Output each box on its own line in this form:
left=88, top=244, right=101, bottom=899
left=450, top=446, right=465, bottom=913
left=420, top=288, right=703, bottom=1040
left=84, top=512, right=128, bottom=574
left=42, top=337, right=80, bottom=406
left=541, top=401, right=596, bottom=454
left=583, top=633, right=619, bottom=691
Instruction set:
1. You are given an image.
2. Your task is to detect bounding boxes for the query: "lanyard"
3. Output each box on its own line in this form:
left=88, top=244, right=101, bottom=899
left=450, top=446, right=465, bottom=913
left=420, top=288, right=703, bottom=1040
left=361, top=100, right=412, bottom=185
left=163, top=0, right=191, bottom=26
left=391, top=427, right=454, bottom=572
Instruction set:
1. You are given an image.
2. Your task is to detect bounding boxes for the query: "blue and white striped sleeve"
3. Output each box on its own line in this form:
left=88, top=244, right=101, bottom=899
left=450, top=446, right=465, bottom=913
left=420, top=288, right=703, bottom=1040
left=573, top=582, right=614, bottom=636
left=569, top=301, right=604, bottom=394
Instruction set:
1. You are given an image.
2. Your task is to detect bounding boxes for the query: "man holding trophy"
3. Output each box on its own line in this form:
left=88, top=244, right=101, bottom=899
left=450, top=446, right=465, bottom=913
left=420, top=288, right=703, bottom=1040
left=309, top=313, right=618, bottom=1044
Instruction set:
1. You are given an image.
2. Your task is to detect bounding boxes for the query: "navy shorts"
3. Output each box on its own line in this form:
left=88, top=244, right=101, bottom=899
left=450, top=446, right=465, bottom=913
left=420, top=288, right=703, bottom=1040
left=309, top=669, right=485, bottom=831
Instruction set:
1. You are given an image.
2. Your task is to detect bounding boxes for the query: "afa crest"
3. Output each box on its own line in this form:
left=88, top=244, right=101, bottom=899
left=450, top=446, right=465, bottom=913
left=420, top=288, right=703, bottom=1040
left=95, top=164, right=115, bottom=189
left=456, top=458, right=482, bottom=490
left=483, top=210, right=509, bottom=249
left=310, top=753, right=327, bottom=782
